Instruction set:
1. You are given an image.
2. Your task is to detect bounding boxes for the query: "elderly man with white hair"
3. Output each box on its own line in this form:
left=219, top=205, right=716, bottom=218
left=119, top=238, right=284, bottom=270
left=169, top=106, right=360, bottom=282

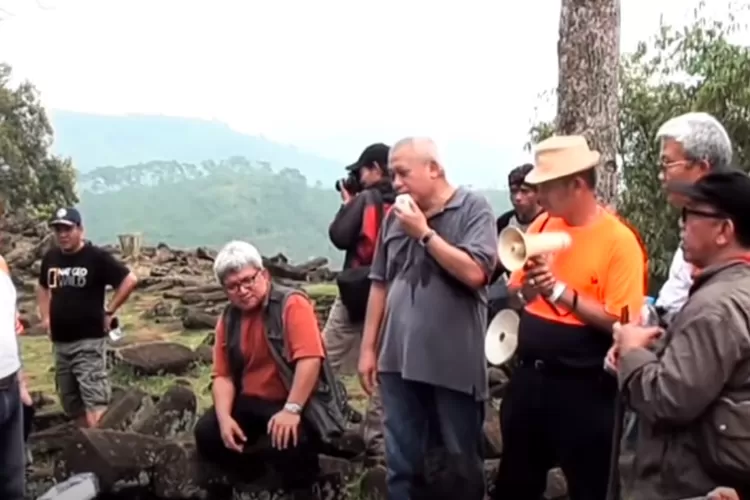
left=193, top=241, right=348, bottom=499
left=358, top=137, right=497, bottom=499
left=654, top=111, right=733, bottom=319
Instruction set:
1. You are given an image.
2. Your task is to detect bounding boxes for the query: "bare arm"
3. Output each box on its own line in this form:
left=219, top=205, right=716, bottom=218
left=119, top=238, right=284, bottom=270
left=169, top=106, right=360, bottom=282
left=557, top=288, right=618, bottom=333
left=425, top=196, right=497, bottom=290
left=36, top=285, right=50, bottom=324
left=287, top=358, right=322, bottom=407
left=212, top=376, right=236, bottom=420
left=557, top=232, right=644, bottom=334
left=106, top=272, right=138, bottom=313
left=425, top=234, right=487, bottom=289
left=361, top=281, right=387, bottom=353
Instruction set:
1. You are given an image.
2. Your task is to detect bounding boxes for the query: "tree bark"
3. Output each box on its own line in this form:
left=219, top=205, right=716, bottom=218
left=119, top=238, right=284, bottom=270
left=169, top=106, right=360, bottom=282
left=556, top=0, right=621, bottom=204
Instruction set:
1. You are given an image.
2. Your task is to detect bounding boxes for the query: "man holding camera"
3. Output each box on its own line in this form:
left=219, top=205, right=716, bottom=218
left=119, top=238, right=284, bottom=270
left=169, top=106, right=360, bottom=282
left=326, top=142, right=396, bottom=459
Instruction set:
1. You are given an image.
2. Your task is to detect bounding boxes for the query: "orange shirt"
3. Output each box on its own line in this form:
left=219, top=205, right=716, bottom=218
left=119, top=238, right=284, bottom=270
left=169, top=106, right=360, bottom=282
left=509, top=210, right=645, bottom=325
left=212, top=294, right=324, bottom=401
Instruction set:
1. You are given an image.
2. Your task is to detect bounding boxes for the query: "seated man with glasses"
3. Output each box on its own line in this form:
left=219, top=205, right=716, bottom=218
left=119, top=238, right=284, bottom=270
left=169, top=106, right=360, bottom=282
left=194, top=241, right=348, bottom=499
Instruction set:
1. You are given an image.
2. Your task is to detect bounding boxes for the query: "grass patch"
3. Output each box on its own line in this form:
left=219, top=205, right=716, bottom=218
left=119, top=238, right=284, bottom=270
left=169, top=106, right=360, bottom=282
left=303, top=282, right=338, bottom=299
left=20, top=288, right=365, bottom=414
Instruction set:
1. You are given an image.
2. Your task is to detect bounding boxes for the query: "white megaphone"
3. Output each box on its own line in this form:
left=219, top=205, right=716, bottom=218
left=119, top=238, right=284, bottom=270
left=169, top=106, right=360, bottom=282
left=497, top=226, right=572, bottom=272
left=485, top=309, right=521, bottom=366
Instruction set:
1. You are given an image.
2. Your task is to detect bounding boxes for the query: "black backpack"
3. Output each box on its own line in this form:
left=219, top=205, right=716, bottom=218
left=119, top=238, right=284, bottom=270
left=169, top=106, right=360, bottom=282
left=335, top=191, right=385, bottom=322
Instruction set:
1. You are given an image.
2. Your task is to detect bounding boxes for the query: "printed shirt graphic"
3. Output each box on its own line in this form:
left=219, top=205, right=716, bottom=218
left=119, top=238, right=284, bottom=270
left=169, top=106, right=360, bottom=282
left=39, top=243, right=130, bottom=342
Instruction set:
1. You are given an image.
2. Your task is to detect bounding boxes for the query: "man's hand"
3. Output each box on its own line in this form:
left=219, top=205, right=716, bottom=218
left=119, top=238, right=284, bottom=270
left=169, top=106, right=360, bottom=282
left=267, top=409, right=301, bottom=450
left=393, top=200, right=429, bottom=240
left=707, top=487, right=740, bottom=500
left=41, top=318, right=50, bottom=336
left=15, top=315, right=24, bottom=336
left=613, top=322, right=663, bottom=354
left=19, top=373, right=32, bottom=407
left=341, top=189, right=353, bottom=204
left=103, top=312, right=114, bottom=333
left=218, top=415, right=246, bottom=452
left=604, top=344, right=619, bottom=374
left=523, top=256, right=556, bottom=297
left=358, top=347, right=378, bottom=396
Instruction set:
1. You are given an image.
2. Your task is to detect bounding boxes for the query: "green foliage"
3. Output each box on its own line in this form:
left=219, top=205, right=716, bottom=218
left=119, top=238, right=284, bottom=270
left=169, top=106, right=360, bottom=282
left=528, top=4, right=750, bottom=290
left=0, top=63, right=78, bottom=216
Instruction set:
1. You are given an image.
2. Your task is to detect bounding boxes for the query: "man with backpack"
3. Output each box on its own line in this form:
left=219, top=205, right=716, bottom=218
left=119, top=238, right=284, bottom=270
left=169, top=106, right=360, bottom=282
left=325, top=143, right=395, bottom=459
left=194, top=241, right=350, bottom=499
left=612, top=171, right=750, bottom=499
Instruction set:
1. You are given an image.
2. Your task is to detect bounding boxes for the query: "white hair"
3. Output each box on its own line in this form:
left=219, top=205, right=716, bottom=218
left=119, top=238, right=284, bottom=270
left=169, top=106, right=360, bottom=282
left=389, top=137, right=444, bottom=168
left=213, top=240, right=264, bottom=284
left=655, top=112, right=733, bottom=171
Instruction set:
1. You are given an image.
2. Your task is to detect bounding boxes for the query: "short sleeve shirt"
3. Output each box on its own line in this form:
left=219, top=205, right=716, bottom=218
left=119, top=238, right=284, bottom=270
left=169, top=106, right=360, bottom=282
left=369, top=188, right=497, bottom=400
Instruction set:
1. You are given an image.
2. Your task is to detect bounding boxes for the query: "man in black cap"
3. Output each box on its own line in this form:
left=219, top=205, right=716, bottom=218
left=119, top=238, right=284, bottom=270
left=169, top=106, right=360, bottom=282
left=36, top=207, right=138, bottom=428
left=488, top=163, right=544, bottom=319
left=611, top=170, right=750, bottom=499
left=325, top=143, right=396, bottom=459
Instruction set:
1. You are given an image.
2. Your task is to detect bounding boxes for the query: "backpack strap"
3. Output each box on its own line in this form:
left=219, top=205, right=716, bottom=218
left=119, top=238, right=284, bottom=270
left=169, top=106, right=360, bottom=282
left=261, top=283, right=348, bottom=443
left=222, top=304, right=245, bottom=392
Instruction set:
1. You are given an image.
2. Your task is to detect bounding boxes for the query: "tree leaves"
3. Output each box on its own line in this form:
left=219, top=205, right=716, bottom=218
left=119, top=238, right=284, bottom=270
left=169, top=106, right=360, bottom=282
left=529, top=3, right=750, bottom=291
left=0, top=62, right=78, bottom=218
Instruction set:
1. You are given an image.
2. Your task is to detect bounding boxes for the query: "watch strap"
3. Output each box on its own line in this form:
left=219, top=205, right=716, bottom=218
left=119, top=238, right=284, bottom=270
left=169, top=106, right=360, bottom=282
left=419, top=229, right=436, bottom=247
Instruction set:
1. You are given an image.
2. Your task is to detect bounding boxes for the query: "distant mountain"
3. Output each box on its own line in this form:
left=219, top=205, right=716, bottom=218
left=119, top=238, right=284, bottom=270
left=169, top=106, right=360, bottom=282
left=77, top=158, right=511, bottom=266
left=48, top=110, right=525, bottom=188
left=49, top=110, right=342, bottom=184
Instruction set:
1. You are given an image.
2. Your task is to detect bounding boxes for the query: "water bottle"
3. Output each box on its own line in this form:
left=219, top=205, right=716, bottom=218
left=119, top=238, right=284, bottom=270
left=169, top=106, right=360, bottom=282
left=37, top=472, right=99, bottom=500
left=640, top=297, right=660, bottom=327
left=108, top=316, right=124, bottom=342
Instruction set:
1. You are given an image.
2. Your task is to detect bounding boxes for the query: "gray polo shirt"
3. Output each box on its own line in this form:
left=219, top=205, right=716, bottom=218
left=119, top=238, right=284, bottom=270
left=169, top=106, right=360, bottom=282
left=369, top=187, right=497, bottom=400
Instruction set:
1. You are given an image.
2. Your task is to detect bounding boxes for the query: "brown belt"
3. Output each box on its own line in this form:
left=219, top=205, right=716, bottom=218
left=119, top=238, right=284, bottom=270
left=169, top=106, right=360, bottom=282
left=0, top=371, right=17, bottom=391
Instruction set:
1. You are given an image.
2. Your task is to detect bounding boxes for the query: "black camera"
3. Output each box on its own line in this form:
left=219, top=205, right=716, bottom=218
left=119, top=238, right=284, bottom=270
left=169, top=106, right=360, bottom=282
left=335, top=169, right=363, bottom=194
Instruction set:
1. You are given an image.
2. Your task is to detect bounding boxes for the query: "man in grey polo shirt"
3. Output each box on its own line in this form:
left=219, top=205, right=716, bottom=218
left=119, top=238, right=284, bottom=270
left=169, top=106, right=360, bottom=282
left=358, top=137, right=497, bottom=500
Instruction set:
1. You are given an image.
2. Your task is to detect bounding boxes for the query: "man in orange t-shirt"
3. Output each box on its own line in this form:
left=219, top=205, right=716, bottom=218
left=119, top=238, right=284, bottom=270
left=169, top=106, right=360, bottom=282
left=193, top=241, right=327, bottom=495
left=492, top=136, right=645, bottom=500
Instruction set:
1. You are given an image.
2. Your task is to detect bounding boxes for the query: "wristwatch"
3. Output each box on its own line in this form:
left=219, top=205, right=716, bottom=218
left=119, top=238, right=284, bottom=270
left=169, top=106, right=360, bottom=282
left=284, top=402, right=303, bottom=415
left=419, top=229, right=436, bottom=247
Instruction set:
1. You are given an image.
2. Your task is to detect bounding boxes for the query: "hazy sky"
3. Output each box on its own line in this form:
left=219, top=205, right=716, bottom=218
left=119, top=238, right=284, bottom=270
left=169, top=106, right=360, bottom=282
left=0, top=0, right=741, bottom=174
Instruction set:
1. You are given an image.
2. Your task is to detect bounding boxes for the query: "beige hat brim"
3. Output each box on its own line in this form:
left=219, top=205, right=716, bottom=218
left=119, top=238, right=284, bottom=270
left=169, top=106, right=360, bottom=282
left=525, top=151, right=602, bottom=185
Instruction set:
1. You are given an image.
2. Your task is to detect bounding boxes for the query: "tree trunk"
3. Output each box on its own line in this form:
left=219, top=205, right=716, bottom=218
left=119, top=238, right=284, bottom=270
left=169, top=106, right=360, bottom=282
left=118, top=233, right=143, bottom=259
left=556, top=0, right=621, bottom=205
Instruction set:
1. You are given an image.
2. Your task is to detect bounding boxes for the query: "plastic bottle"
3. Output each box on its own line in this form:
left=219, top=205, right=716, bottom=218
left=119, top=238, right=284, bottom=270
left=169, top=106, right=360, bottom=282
left=37, top=472, right=99, bottom=500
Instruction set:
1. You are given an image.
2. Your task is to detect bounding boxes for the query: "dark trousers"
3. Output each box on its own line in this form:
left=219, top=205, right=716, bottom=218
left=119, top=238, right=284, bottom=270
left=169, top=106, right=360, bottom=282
left=493, top=362, right=616, bottom=500
left=0, top=373, right=25, bottom=500
left=194, top=395, right=320, bottom=490
left=379, top=372, right=486, bottom=500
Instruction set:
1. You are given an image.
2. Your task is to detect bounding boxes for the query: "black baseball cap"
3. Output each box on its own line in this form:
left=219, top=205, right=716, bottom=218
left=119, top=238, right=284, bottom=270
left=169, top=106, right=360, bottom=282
left=346, top=143, right=390, bottom=172
left=668, top=169, right=750, bottom=236
left=49, top=207, right=82, bottom=227
left=508, top=163, right=535, bottom=188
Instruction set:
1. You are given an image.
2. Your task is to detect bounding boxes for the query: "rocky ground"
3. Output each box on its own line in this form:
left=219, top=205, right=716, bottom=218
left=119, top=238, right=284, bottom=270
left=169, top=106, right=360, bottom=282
left=2, top=214, right=570, bottom=500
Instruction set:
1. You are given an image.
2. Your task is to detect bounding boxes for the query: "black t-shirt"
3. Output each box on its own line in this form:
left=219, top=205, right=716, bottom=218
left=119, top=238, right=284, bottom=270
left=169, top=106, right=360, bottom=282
left=39, top=242, right=130, bottom=343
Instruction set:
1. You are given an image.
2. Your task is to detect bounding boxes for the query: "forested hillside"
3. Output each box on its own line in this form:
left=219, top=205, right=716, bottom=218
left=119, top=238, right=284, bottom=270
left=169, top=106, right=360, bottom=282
left=49, top=110, right=342, bottom=183
left=77, top=158, right=512, bottom=266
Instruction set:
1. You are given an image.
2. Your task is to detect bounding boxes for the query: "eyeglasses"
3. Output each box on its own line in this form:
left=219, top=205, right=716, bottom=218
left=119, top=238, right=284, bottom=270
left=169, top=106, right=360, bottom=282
left=680, top=207, right=727, bottom=222
left=659, top=159, right=692, bottom=173
left=224, top=271, right=262, bottom=294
